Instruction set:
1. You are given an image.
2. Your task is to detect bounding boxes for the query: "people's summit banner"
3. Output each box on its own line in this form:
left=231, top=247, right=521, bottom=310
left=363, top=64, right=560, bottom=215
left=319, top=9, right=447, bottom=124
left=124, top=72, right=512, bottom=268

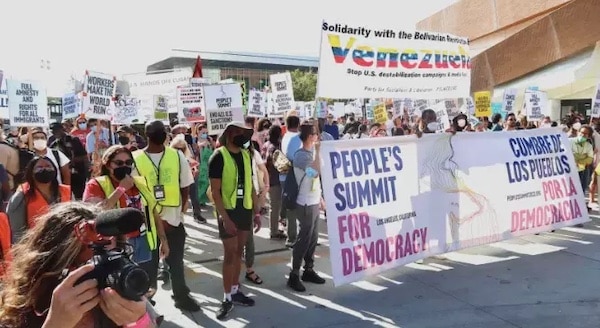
left=320, top=128, right=589, bottom=286
left=317, top=20, right=471, bottom=99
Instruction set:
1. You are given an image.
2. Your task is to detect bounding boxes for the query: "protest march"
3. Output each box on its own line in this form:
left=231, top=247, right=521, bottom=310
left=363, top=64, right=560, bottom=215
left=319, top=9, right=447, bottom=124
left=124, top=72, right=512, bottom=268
left=1, top=5, right=599, bottom=327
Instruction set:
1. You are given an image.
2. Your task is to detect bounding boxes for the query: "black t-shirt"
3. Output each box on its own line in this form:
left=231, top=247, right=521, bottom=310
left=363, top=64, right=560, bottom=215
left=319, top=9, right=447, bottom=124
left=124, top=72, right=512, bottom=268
left=50, top=135, right=87, bottom=173
left=209, top=149, right=253, bottom=211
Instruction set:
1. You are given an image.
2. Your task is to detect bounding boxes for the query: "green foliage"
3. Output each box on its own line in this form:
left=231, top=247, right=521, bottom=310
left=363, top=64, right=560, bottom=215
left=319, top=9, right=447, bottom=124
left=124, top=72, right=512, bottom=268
left=290, top=69, right=317, bottom=101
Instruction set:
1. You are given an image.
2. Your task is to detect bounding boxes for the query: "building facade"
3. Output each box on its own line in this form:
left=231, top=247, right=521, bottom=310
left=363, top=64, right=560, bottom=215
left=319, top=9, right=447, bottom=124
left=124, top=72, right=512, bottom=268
left=146, top=50, right=319, bottom=90
left=417, top=0, right=600, bottom=119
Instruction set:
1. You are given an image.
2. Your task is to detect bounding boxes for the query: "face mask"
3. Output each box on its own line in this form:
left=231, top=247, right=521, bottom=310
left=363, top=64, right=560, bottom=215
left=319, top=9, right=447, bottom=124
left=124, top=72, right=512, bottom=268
left=33, top=139, right=47, bottom=151
left=573, top=122, right=582, bottom=130
left=118, top=136, right=130, bottom=146
left=34, top=169, right=56, bottom=184
left=457, top=119, right=466, bottom=128
left=200, top=133, right=208, bottom=139
left=232, top=135, right=250, bottom=148
left=78, top=123, right=87, bottom=130
left=427, top=122, right=439, bottom=131
left=113, top=166, right=132, bottom=180
left=90, top=126, right=97, bottom=132
left=148, top=131, right=167, bottom=145
left=577, top=135, right=587, bottom=143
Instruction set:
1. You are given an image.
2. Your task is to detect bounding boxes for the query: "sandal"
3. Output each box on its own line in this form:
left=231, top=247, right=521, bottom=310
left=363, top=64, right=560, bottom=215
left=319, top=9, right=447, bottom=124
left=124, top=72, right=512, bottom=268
left=245, top=271, right=263, bottom=285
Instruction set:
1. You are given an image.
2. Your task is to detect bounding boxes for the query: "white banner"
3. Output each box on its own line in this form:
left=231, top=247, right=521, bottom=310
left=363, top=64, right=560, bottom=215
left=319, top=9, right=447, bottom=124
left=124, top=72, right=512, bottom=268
left=269, top=72, right=295, bottom=114
left=123, top=69, right=191, bottom=113
left=62, top=93, right=81, bottom=119
left=82, top=71, right=116, bottom=121
left=177, top=86, right=205, bottom=123
left=203, top=84, right=244, bottom=135
left=247, top=90, right=267, bottom=118
left=320, top=129, right=588, bottom=286
left=317, top=20, right=471, bottom=99
left=7, top=80, right=49, bottom=127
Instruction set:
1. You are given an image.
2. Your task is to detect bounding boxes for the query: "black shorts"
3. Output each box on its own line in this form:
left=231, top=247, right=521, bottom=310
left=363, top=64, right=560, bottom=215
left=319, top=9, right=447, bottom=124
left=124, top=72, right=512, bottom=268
left=218, top=207, right=253, bottom=239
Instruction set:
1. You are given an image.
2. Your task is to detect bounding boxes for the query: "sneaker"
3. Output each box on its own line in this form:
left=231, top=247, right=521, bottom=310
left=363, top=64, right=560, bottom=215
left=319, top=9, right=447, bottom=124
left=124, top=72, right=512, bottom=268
left=301, top=270, right=326, bottom=284
left=216, top=300, right=234, bottom=320
left=157, top=270, right=170, bottom=284
left=287, top=272, right=306, bottom=292
left=194, top=214, right=207, bottom=223
left=172, top=294, right=201, bottom=312
left=232, top=290, right=255, bottom=306
left=285, top=240, right=295, bottom=248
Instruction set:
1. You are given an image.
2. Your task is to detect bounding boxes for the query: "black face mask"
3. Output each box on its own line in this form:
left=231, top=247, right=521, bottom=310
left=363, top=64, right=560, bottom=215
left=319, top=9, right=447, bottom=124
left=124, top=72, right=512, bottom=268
left=232, top=135, right=250, bottom=148
left=113, top=166, right=132, bottom=180
left=148, top=131, right=167, bottom=145
left=118, top=136, right=130, bottom=146
left=35, top=169, right=56, bottom=184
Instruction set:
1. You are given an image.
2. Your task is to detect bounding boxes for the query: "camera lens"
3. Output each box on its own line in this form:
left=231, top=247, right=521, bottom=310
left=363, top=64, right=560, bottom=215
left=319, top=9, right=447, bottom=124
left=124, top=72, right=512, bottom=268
left=118, top=265, right=150, bottom=301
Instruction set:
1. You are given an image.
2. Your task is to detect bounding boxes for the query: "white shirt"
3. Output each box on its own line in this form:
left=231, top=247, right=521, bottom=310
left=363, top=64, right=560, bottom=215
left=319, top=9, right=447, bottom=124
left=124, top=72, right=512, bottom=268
left=44, top=149, right=71, bottom=184
left=252, top=149, right=264, bottom=193
left=132, top=150, right=194, bottom=227
left=281, top=131, right=299, bottom=156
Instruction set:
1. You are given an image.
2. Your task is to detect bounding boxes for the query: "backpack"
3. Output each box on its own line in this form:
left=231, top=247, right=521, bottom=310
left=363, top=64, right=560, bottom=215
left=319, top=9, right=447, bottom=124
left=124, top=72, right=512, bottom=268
left=1, top=141, right=34, bottom=189
left=282, top=163, right=306, bottom=210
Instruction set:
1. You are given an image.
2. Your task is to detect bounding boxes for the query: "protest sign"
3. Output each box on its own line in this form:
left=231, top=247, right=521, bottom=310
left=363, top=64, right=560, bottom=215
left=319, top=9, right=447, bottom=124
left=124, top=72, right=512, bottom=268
left=113, top=97, right=142, bottom=124
left=591, top=84, right=600, bottom=118
left=269, top=72, right=295, bottom=114
left=7, top=80, right=48, bottom=127
left=320, top=128, right=588, bottom=286
left=524, top=90, right=547, bottom=121
left=304, top=102, right=315, bottom=118
left=333, top=102, right=345, bottom=118
left=177, top=86, right=205, bottom=123
left=266, top=93, right=280, bottom=117
left=62, top=93, right=80, bottom=119
left=365, top=103, right=374, bottom=120
left=153, top=95, right=169, bottom=121
left=464, top=96, right=475, bottom=116
left=317, top=20, right=471, bottom=99
left=431, top=101, right=451, bottom=132
left=502, top=88, right=518, bottom=114
left=0, top=72, right=8, bottom=119
left=82, top=71, right=116, bottom=120
left=203, top=83, right=244, bottom=135
left=124, top=69, right=191, bottom=113
left=373, top=103, right=387, bottom=123
left=444, top=99, right=460, bottom=120
left=247, top=90, right=267, bottom=117
left=474, top=91, right=491, bottom=117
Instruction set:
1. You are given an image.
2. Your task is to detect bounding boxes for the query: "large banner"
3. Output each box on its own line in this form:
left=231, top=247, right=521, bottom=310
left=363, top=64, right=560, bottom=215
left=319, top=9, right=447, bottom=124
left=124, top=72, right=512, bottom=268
left=123, top=69, right=191, bottom=113
left=320, top=129, right=589, bottom=286
left=317, top=20, right=471, bottom=99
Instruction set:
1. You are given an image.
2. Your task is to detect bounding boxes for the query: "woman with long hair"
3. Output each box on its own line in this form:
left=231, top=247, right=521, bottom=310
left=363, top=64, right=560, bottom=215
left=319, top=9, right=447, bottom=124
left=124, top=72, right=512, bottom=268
left=262, top=125, right=287, bottom=240
left=0, top=203, right=161, bottom=327
left=82, top=145, right=169, bottom=304
left=6, top=156, right=72, bottom=244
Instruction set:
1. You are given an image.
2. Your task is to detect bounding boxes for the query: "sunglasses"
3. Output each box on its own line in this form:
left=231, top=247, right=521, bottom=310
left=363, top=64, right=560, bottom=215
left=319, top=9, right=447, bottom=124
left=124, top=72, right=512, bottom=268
left=112, top=159, right=134, bottom=167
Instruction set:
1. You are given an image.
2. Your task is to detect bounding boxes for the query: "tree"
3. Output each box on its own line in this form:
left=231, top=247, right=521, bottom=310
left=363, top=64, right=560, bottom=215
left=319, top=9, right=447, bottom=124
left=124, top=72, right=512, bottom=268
left=290, top=69, right=317, bottom=101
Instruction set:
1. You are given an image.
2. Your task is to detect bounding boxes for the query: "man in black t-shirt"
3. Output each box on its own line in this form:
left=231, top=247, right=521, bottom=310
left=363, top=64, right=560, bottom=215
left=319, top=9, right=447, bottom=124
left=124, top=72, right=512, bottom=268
left=49, top=123, right=88, bottom=199
left=208, top=121, right=261, bottom=321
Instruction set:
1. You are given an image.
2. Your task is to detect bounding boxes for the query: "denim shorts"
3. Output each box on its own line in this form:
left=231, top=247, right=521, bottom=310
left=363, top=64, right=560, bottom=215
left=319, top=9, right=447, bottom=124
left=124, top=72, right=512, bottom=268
left=129, top=235, right=152, bottom=264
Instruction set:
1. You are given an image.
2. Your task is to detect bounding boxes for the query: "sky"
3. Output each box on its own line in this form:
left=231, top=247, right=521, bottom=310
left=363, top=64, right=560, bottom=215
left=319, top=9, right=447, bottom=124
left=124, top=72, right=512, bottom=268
left=1, top=0, right=457, bottom=95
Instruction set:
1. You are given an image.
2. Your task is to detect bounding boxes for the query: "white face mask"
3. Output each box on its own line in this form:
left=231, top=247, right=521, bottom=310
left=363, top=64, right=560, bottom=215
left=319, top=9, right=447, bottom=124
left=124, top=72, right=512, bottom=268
left=457, top=119, right=466, bottom=128
left=427, top=122, right=439, bottom=131
left=573, top=122, right=582, bottom=130
left=78, top=123, right=87, bottom=130
left=33, top=139, right=47, bottom=151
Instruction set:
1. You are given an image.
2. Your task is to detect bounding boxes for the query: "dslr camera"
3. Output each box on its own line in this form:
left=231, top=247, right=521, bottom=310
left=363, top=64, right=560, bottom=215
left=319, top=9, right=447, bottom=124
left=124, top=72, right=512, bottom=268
left=74, top=208, right=151, bottom=301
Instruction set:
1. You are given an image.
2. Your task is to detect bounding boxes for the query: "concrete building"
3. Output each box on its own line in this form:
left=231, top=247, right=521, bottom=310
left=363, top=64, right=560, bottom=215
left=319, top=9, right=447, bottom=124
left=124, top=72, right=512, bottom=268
left=417, top=0, right=600, bottom=119
left=145, top=49, right=319, bottom=90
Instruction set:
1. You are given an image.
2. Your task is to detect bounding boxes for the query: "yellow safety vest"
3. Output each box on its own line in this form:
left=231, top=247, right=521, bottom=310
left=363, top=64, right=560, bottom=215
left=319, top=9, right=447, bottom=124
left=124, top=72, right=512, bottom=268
left=219, top=147, right=253, bottom=210
left=95, top=175, right=160, bottom=251
left=133, top=148, right=181, bottom=207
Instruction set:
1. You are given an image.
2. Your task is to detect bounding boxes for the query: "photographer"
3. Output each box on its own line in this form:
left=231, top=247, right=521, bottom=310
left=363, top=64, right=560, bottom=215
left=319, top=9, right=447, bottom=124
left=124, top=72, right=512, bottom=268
left=0, top=202, right=161, bottom=327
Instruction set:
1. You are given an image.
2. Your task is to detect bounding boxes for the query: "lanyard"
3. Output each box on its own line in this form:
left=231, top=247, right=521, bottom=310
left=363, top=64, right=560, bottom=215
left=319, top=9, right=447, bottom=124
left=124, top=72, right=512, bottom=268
left=144, top=151, right=165, bottom=183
